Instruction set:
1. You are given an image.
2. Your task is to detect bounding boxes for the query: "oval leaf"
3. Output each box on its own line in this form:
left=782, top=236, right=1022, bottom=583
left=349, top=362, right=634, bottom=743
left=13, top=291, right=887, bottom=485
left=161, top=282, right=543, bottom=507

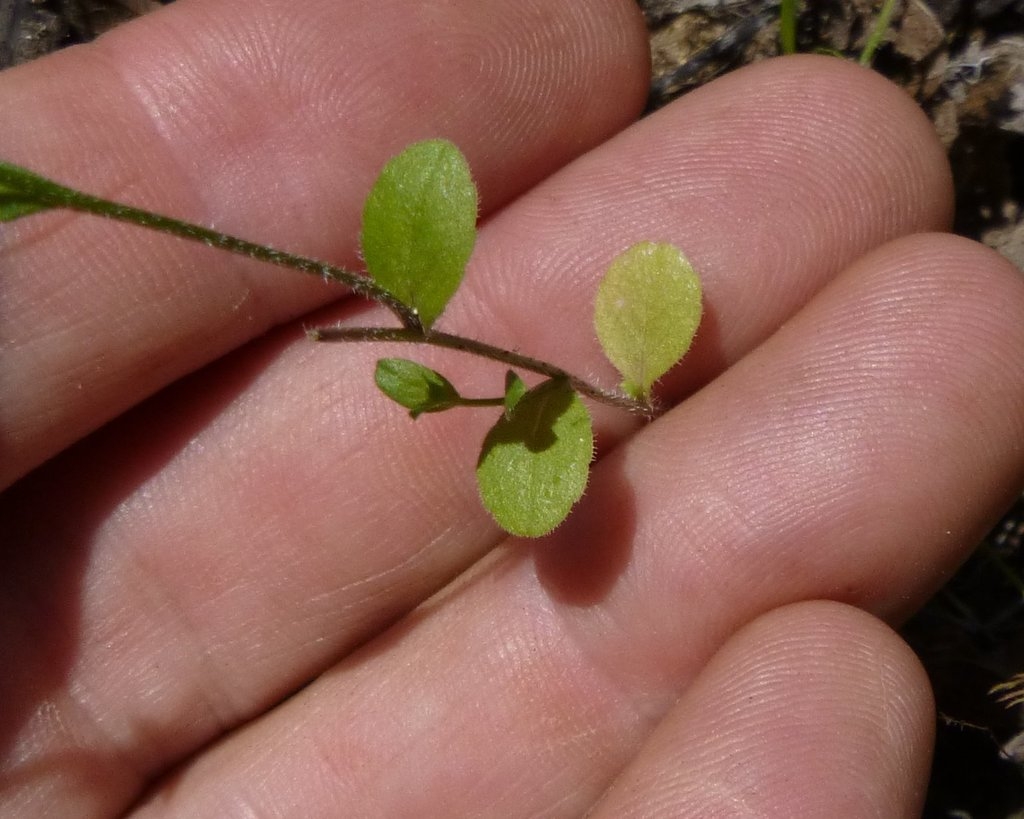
left=594, top=242, right=702, bottom=401
left=361, top=139, right=477, bottom=330
left=375, top=358, right=461, bottom=418
left=477, top=378, right=593, bottom=537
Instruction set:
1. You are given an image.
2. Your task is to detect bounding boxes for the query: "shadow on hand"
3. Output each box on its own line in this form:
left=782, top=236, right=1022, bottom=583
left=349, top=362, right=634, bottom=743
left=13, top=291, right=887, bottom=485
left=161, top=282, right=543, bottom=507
left=532, top=451, right=638, bottom=608
left=0, top=318, right=302, bottom=807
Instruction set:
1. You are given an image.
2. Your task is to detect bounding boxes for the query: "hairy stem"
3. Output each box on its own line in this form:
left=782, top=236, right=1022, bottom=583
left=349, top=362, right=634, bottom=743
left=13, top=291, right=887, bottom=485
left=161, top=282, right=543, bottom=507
left=12, top=168, right=421, bottom=328
left=453, top=396, right=507, bottom=409
left=3, top=160, right=650, bottom=415
left=309, top=325, right=651, bottom=414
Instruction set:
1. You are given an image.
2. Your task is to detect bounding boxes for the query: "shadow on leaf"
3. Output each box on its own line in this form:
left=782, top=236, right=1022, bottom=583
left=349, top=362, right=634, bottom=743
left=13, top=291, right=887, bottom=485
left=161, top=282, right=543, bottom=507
left=481, top=378, right=574, bottom=454
left=476, top=378, right=594, bottom=539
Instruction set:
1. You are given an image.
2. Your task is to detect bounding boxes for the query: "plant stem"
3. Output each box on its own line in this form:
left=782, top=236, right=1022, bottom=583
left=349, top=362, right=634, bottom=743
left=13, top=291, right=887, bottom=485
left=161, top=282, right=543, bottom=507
left=454, top=396, right=506, bottom=409
left=4, top=161, right=649, bottom=416
left=858, top=0, right=898, bottom=66
left=309, top=325, right=651, bottom=414
left=20, top=171, right=422, bottom=329
left=779, top=0, right=798, bottom=55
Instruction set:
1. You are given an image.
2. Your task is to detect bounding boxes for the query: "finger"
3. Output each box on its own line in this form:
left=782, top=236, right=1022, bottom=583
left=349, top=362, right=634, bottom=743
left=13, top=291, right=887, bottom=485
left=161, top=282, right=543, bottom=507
left=124, top=227, right=1024, bottom=813
left=466, top=55, right=954, bottom=407
left=588, top=601, right=934, bottom=819
left=0, top=57, right=959, bottom=815
left=0, top=0, right=649, bottom=487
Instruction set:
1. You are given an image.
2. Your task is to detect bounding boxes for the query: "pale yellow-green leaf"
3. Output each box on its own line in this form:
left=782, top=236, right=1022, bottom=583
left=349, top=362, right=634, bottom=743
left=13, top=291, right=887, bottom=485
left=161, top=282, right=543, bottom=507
left=594, top=242, right=702, bottom=401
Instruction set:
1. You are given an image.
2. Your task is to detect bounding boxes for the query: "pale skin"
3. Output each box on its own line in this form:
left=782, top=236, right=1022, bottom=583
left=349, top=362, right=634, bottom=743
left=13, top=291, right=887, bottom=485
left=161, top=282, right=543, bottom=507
left=1, top=1, right=1023, bottom=816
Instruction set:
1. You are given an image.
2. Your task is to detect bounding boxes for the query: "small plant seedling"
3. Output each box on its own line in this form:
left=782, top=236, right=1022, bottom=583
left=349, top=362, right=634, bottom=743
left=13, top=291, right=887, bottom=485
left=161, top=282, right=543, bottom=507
left=0, top=140, right=702, bottom=536
left=778, top=0, right=899, bottom=65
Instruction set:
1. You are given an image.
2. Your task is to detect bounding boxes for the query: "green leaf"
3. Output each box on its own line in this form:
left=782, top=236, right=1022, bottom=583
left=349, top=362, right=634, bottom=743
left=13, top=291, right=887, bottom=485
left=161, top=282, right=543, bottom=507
left=361, top=139, right=478, bottom=330
left=0, top=161, right=66, bottom=222
left=594, top=241, right=702, bottom=402
left=477, top=378, right=593, bottom=537
left=502, top=370, right=528, bottom=418
left=375, top=358, right=462, bottom=418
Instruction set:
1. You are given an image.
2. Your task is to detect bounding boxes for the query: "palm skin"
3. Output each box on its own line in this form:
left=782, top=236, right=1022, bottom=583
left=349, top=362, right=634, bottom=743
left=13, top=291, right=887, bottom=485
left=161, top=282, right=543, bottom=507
left=1, top=1, right=1022, bottom=817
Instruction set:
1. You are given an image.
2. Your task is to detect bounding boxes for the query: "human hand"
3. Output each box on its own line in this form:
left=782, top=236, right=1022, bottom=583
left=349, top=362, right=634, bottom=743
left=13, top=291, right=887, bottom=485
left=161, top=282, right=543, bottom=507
left=2, top=1, right=1022, bottom=816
